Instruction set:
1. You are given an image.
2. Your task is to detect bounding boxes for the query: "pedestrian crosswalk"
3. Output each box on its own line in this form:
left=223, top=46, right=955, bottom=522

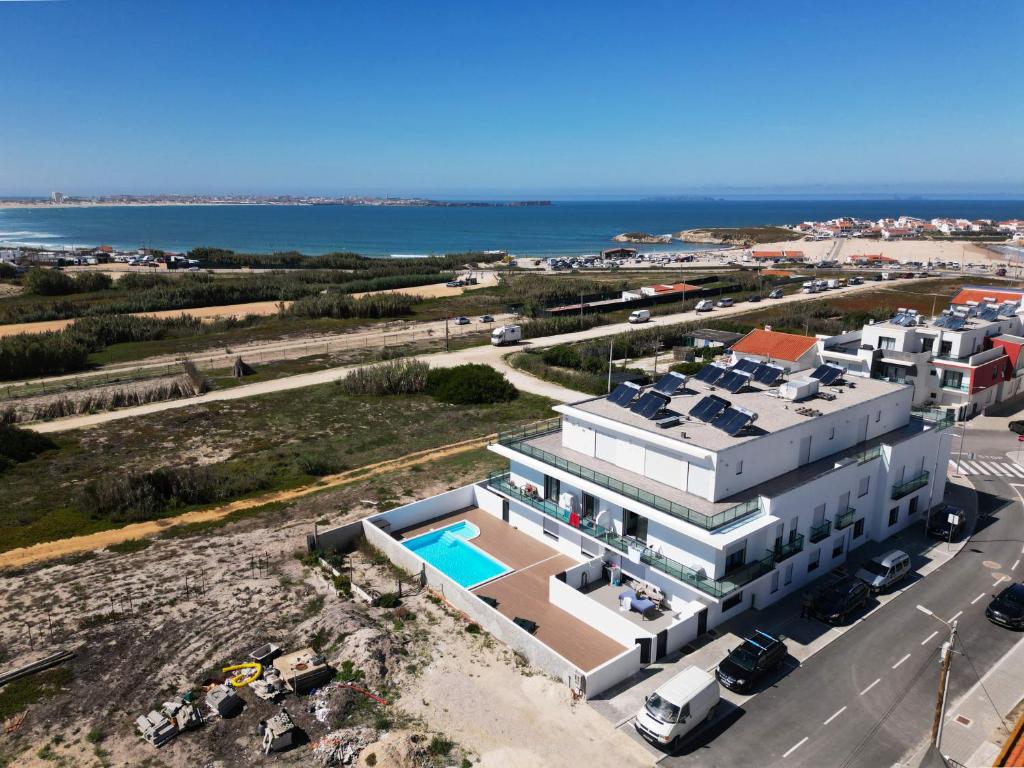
left=949, top=459, right=1024, bottom=477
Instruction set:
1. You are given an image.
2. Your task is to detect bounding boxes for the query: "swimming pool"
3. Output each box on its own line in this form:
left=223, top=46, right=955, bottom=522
left=402, top=520, right=511, bottom=588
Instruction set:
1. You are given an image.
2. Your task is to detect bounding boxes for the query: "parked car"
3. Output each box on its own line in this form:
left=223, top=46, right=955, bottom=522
left=715, top=630, right=788, bottom=693
left=717, top=297, right=734, bottom=307
left=986, top=583, right=1024, bottom=630
left=453, top=316, right=470, bottom=325
left=445, top=280, right=463, bottom=288
left=634, top=666, right=719, bottom=750
left=695, top=300, right=714, bottom=312
left=997, top=268, right=1008, bottom=277
left=747, top=294, right=762, bottom=303
left=855, top=550, right=911, bottom=593
left=926, top=505, right=965, bottom=540
left=768, top=288, right=784, bottom=299
left=629, top=309, right=652, bottom=324
left=809, top=577, right=870, bottom=624
left=478, top=315, right=495, bottom=323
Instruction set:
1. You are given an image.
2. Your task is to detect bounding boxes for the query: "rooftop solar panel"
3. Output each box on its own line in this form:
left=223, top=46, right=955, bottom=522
left=711, top=406, right=755, bottom=436
left=946, top=316, right=966, bottom=331
left=733, top=358, right=760, bottom=374
left=979, top=306, right=999, bottom=321
left=1000, top=304, right=1017, bottom=317
left=695, top=364, right=728, bottom=385
left=809, top=363, right=844, bottom=385
left=689, top=394, right=730, bottom=422
left=631, top=391, right=670, bottom=419
left=653, top=371, right=687, bottom=396
left=607, top=381, right=640, bottom=406
left=753, top=363, right=784, bottom=386
left=717, top=370, right=752, bottom=394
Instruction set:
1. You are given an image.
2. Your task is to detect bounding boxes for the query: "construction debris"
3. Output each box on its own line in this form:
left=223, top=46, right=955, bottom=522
left=136, top=710, right=177, bottom=747
left=250, top=642, right=282, bottom=666
left=311, top=727, right=377, bottom=765
left=259, top=707, right=300, bottom=754
left=206, top=684, right=244, bottom=718
left=162, top=693, right=204, bottom=732
left=251, top=666, right=286, bottom=702
left=274, top=647, right=333, bottom=694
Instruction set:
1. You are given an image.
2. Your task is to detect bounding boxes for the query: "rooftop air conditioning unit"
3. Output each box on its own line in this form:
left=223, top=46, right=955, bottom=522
left=780, top=378, right=819, bottom=402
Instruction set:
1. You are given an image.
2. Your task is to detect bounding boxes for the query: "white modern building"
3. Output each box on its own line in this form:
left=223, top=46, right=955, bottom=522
left=364, top=353, right=953, bottom=697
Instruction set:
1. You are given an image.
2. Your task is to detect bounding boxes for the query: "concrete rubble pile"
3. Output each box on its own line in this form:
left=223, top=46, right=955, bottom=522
left=311, top=726, right=377, bottom=766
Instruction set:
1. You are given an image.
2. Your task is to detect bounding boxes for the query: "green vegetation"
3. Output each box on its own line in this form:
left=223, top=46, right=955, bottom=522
left=509, top=351, right=610, bottom=395
left=0, top=384, right=553, bottom=553
left=104, top=538, right=152, bottom=554
left=681, top=226, right=802, bottom=244
left=284, top=292, right=419, bottom=319
left=0, top=424, right=57, bottom=472
left=0, top=667, right=73, bottom=720
left=337, top=359, right=431, bottom=396
left=24, top=268, right=112, bottom=296
left=426, top=364, right=517, bottom=404
left=428, top=736, right=455, bottom=756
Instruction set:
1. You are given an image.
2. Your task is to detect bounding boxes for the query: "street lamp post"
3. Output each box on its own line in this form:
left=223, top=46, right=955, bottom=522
left=916, top=605, right=958, bottom=751
left=954, top=417, right=969, bottom=476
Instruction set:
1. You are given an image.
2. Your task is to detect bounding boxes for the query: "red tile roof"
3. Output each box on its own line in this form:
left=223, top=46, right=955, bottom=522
left=731, top=329, right=818, bottom=362
left=650, top=282, right=699, bottom=294
left=951, top=288, right=1024, bottom=306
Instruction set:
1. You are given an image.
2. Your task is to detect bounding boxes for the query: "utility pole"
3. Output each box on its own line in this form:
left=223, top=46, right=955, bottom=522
left=607, top=340, right=614, bottom=394
left=444, top=311, right=450, bottom=352
left=917, top=605, right=958, bottom=751
left=954, top=418, right=968, bottom=476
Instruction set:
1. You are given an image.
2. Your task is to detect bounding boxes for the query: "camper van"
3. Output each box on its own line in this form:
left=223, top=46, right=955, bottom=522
left=628, top=309, right=651, bottom=324
left=490, top=325, right=522, bottom=346
left=694, top=300, right=714, bottom=312
left=634, top=666, right=719, bottom=750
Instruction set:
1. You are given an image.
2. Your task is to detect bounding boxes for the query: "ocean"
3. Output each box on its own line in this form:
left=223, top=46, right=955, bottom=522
left=0, top=199, right=1021, bottom=257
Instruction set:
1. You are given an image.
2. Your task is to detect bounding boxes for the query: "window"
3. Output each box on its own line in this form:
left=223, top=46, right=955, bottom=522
left=879, top=336, right=896, bottom=350
left=940, top=340, right=953, bottom=357
left=829, top=425, right=836, bottom=440
left=908, top=496, right=919, bottom=517
left=875, top=410, right=881, bottom=422
left=888, top=506, right=899, bottom=526
left=832, top=538, right=844, bottom=558
left=722, top=591, right=743, bottom=612
left=736, top=459, right=744, bottom=475
left=724, top=546, right=747, bottom=574
left=942, top=370, right=963, bottom=390
left=784, top=562, right=794, bottom=586
left=858, top=476, right=870, bottom=497
left=624, top=510, right=648, bottom=542
left=853, top=518, right=865, bottom=538
left=544, top=475, right=560, bottom=501
left=582, top=493, right=596, bottom=518
left=807, top=549, right=821, bottom=573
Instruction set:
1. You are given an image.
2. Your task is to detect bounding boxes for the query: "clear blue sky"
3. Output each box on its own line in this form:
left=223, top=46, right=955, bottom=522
left=1, top=0, right=1022, bottom=198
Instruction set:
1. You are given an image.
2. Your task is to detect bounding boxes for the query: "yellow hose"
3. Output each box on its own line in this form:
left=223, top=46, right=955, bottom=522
left=222, top=662, right=262, bottom=687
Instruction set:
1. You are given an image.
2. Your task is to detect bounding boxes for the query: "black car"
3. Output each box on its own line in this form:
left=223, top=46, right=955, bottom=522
left=715, top=630, right=788, bottom=692
left=986, top=583, right=1024, bottom=630
left=927, top=505, right=965, bottom=540
left=809, top=577, right=869, bottom=624
left=747, top=294, right=762, bottom=303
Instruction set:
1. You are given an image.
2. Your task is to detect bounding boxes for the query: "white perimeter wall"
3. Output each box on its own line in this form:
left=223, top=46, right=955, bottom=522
left=548, top=575, right=654, bottom=647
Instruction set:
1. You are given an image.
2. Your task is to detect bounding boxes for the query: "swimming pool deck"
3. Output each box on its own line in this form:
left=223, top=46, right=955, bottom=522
left=395, top=506, right=628, bottom=671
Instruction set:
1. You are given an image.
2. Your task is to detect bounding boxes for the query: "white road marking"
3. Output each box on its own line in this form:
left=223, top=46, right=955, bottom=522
left=979, top=461, right=1003, bottom=474
left=1013, top=560, right=1020, bottom=572
left=892, top=653, right=911, bottom=669
left=1007, top=464, right=1024, bottom=478
left=948, top=610, right=963, bottom=622
left=922, top=630, right=939, bottom=645
left=993, top=575, right=1009, bottom=587
left=823, top=706, right=847, bottom=726
left=783, top=737, right=809, bottom=758
left=860, top=678, right=881, bottom=695
left=971, top=593, right=987, bottom=604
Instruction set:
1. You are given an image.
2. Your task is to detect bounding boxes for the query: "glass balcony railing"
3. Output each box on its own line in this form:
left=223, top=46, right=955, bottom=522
left=835, top=507, right=857, bottom=530
left=494, top=420, right=761, bottom=532
left=485, top=471, right=772, bottom=598
left=773, top=533, right=804, bottom=563
left=853, top=445, right=883, bottom=464
left=911, top=408, right=955, bottom=431
left=892, top=470, right=929, bottom=500
left=809, top=519, right=832, bottom=543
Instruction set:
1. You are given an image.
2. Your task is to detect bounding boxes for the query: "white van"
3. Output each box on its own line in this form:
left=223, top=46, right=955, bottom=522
left=855, top=549, right=911, bottom=593
left=628, top=309, right=651, bottom=324
left=634, top=666, right=719, bottom=750
left=695, top=300, right=714, bottom=312
left=490, top=325, right=522, bottom=346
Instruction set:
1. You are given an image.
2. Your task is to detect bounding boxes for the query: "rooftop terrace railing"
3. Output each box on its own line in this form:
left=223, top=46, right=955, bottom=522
left=892, top=470, right=929, bottom=500
left=494, top=420, right=761, bottom=532
left=911, top=408, right=956, bottom=431
left=485, top=471, right=770, bottom=599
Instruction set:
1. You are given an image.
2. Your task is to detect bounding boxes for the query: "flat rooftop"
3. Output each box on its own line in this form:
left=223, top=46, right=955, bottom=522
left=564, top=373, right=902, bottom=452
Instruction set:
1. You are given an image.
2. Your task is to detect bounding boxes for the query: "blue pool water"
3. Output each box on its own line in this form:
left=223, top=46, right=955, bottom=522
left=403, top=521, right=511, bottom=588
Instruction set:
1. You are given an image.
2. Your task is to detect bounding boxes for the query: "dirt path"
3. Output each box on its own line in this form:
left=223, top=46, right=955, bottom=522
left=0, top=434, right=494, bottom=571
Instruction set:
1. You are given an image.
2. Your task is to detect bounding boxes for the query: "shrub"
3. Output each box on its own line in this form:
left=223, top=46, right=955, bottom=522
left=23, top=268, right=76, bottom=296
left=428, top=736, right=454, bottom=756
left=426, top=364, right=517, bottom=405
left=337, top=359, right=430, bottom=396
left=0, top=263, right=17, bottom=280
left=0, top=424, right=57, bottom=465
left=375, top=592, right=401, bottom=609
left=464, top=623, right=481, bottom=635
left=0, top=331, right=90, bottom=380
left=295, top=449, right=345, bottom=476
left=285, top=292, right=420, bottom=320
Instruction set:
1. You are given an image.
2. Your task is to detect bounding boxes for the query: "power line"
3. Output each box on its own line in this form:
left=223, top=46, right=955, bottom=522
left=954, top=633, right=1009, bottom=731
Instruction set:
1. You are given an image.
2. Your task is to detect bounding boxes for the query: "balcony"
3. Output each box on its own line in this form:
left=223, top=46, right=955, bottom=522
left=773, top=533, right=804, bottom=564
left=892, top=470, right=929, bottom=500
left=911, top=408, right=955, bottom=431
left=809, top=519, right=832, bottom=543
left=495, top=420, right=761, bottom=532
left=835, top=507, right=857, bottom=530
left=486, top=471, right=772, bottom=599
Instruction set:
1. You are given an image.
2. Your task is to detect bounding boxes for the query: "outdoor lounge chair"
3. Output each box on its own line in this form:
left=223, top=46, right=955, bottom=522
left=513, top=617, right=539, bottom=634
left=478, top=595, right=499, bottom=608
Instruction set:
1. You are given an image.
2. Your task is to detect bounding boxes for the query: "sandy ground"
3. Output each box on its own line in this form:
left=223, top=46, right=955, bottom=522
left=24, top=276, right=939, bottom=434
left=753, top=237, right=1003, bottom=266
left=0, top=434, right=493, bottom=571
left=350, top=269, right=498, bottom=299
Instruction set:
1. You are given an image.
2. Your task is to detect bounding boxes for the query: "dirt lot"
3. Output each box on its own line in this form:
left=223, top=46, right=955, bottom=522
left=0, top=456, right=650, bottom=768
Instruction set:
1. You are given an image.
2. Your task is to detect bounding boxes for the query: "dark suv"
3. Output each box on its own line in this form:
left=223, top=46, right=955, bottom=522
left=986, top=583, right=1024, bottom=630
left=715, top=630, right=788, bottom=692
left=927, top=505, right=965, bottom=540
left=810, top=577, right=870, bottom=624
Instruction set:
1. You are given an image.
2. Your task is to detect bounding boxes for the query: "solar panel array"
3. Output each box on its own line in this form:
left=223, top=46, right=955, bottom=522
left=999, top=303, right=1017, bottom=317
left=752, top=363, right=784, bottom=386
left=717, top=370, right=753, bottom=394
left=810, top=363, right=845, bottom=385
left=891, top=311, right=919, bottom=326
left=653, top=371, right=688, bottom=396
left=631, top=391, right=670, bottom=419
left=689, top=395, right=730, bottom=422
left=733, top=358, right=760, bottom=374
left=711, top=406, right=756, bottom=436
left=607, top=381, right=641, bottom=406
left=933, top=313, right=966, bottom=331
left=978, top=306, right=1000, bottom=321
left=694, top=363, right=728, bottom=385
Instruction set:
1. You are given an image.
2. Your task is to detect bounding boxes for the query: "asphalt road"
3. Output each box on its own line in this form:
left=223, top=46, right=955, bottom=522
left=664, top=422, right=1024, bottom=768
